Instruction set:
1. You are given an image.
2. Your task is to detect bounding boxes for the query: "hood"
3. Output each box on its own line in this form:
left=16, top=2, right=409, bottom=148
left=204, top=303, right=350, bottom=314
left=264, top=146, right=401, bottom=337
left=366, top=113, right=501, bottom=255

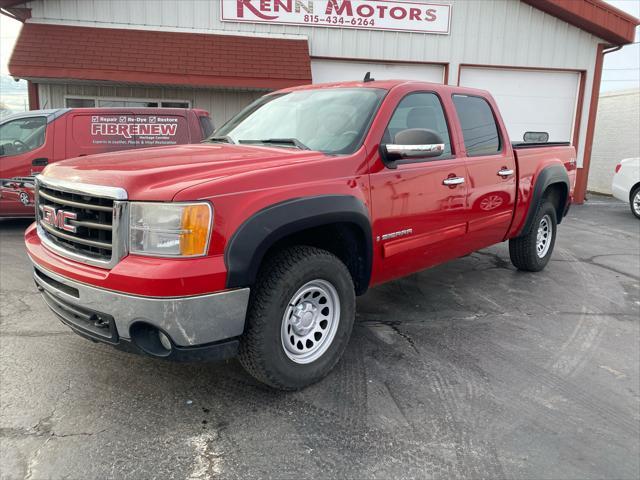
left=42, top=144, right=328, bottom=200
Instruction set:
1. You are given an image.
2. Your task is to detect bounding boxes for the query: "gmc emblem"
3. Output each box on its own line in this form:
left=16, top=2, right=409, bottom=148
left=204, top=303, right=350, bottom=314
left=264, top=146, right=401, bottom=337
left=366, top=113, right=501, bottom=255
left=41, top=205, right=77, bottom=233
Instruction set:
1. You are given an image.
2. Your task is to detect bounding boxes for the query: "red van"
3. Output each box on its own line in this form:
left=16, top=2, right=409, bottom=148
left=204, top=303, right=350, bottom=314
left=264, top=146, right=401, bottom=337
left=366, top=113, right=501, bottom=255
left=0, top=108, right=213, bottom=217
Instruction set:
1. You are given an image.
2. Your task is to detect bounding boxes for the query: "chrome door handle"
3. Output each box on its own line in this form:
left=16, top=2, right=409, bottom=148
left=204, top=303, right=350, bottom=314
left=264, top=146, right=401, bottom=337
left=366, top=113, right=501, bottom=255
left=443, top=177, right=465, bottom=186
left=498, top=169, right=514, bottom=177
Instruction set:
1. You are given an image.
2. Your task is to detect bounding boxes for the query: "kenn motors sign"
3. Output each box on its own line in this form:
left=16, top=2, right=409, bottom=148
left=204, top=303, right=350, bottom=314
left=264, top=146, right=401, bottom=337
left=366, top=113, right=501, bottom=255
left=220, top=0, right=451, bottom=34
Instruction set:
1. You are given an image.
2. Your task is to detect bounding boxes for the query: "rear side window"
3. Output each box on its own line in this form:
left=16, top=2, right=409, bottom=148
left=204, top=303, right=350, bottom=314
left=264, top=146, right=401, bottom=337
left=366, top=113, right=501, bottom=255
left=384, top=93, right=452, bottom=157
left=452, top=95, right=501, bottom=156
left=199, top=116, right=214, bottom=138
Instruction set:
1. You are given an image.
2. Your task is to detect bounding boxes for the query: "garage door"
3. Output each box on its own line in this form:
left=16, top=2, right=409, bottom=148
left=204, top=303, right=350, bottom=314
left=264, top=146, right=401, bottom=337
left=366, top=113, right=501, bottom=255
left=459, top=67, right=581, bottom=143
left=312, top=59, right=445, bottom=84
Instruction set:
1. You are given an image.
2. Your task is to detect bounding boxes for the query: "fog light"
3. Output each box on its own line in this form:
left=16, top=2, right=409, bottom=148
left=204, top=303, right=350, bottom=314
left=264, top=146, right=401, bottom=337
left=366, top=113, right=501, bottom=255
left=158, top=331, right=172, bottom=351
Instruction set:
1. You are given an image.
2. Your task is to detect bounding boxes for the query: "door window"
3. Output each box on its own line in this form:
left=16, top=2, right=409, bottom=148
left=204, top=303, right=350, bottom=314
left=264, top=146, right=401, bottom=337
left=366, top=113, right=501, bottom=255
left=384, top=93, right=452, bottom=157
left=452, top=95, right=501, bottom=156
left=0, top=117, right=47, bottom=157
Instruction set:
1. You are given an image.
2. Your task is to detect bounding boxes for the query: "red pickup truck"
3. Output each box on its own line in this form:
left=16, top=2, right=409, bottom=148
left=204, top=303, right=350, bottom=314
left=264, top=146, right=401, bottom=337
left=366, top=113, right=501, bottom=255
left=26, top=80, right=576, bottom=390
left=0, top=107, right=213, bottom=217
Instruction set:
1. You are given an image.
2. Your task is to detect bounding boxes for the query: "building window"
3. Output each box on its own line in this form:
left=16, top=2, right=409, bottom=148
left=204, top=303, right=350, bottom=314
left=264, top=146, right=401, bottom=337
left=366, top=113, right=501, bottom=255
left=65, top=97, right=190, bottom=109
left=161, top=101, right=190, bottom=108
left=66, top=98, right=96, bottom=108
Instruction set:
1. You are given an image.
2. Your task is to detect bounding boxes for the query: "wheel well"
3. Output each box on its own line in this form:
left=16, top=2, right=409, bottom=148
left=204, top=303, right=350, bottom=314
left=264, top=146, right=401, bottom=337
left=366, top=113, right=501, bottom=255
left=630, top=182, right=640, bottom=203
left=262, top=222, right=370, bottom=295
left=543, top=182, right=568, bottom=223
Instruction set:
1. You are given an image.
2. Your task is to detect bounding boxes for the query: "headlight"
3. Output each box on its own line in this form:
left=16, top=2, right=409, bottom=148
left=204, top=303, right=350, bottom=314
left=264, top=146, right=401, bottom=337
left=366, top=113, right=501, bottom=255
left=129, top=202, right=212, bottom=257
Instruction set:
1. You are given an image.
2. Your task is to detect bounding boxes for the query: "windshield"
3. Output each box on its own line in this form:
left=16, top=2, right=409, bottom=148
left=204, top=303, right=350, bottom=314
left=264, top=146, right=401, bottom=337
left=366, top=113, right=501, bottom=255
left=212, top=88, right=386, bottom=154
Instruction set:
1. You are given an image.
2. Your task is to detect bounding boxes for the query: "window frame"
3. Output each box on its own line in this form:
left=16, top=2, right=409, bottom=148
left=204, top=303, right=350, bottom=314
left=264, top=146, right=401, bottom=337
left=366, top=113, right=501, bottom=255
left=64, top=95, right=191, bottom=109
left=451, top=93, right=503, bottom=158
left=0, top=115, right=48, bottom=157
left=380, top=90, right=457, bottom=165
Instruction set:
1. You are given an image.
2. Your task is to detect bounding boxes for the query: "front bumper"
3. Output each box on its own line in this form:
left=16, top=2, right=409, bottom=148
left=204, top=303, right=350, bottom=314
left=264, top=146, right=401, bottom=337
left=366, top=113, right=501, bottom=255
left=32, top=263, right=250, bottom=361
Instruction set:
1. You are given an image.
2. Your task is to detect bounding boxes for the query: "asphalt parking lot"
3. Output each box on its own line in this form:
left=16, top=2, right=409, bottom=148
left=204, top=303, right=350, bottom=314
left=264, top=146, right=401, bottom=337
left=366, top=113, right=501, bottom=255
left=1, top=195, right=638, bottom=480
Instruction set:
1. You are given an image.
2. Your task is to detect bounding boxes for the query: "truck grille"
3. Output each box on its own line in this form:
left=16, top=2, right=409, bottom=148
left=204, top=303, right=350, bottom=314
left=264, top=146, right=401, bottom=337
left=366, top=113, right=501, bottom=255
left=35, top=177, right=128, bottom=269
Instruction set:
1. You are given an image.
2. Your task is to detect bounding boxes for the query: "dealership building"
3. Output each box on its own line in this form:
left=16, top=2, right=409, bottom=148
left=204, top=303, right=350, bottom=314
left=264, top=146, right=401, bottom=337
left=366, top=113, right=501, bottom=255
left=2, top=0, right=638, bottom=202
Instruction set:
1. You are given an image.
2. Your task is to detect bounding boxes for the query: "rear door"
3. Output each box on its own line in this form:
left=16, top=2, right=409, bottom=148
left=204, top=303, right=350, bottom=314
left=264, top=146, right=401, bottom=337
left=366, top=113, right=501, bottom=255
left=451, top=94, right=517, bottom=250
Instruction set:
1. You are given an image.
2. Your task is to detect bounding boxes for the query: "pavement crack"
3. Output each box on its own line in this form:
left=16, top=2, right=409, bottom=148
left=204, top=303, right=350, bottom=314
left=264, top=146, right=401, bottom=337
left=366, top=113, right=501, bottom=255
left=188, top=431, right=225, bottom=479
left=24, top=436, right=53, bottom=480
left=388, top=323, right=420, bottom=354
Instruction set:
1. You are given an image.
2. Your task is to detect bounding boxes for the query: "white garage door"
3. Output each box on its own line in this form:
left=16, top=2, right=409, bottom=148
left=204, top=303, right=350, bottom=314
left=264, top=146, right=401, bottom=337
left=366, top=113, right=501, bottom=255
left=459, top=67, right=581, bottom=143
left=312, top=59, right=445, bottom=85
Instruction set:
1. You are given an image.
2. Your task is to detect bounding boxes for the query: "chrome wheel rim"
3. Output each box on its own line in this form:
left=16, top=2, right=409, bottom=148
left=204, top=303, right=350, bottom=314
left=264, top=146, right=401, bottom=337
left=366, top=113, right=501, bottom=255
left=633, top=191, right=640, bottom=216
left=281, top=279, right=340, bottom=365
left=536, top=214, right=552, bottom=258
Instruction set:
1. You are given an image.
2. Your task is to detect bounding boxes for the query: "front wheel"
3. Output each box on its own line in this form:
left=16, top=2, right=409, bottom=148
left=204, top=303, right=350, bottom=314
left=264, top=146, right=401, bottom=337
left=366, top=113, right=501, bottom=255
left=630, top=186, right=640, bottom=219
left=509, top=200, right=558, bottom=272
left=238, top=246, right=355, bottom=390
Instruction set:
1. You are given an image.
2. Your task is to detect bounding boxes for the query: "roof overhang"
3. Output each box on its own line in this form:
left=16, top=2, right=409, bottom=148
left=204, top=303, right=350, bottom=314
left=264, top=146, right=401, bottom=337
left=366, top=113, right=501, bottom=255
left=523, top=0, right=639, bottom=45
left=0, top=0, right=30, bottom=21
left=9, top=23, right=312, bottom=90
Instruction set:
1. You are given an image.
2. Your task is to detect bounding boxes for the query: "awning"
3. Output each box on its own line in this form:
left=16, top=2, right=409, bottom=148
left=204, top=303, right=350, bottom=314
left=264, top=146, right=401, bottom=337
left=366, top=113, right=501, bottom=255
left=523, top=0, right=639, bottom=45
left=9, top=23, right=312, bottom=90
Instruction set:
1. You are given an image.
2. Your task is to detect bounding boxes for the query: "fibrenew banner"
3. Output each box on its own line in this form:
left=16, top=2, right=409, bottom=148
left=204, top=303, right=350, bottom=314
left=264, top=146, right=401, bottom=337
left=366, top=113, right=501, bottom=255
left=85, top=114, right=185, bottom=147
left=221, top=0, right=452, bottom=34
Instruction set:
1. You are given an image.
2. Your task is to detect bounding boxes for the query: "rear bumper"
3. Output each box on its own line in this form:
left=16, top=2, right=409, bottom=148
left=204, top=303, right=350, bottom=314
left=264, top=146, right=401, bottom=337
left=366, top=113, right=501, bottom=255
left=32, top=262, right=249, bottom=359
left=611, top=181, right=629, bottom=204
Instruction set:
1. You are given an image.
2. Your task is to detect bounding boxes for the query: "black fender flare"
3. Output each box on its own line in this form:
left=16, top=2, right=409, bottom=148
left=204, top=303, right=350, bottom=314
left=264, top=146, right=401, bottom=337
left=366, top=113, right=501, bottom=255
left=224, top=195, right=373, bottom=291
left=520, top=164, right=570, bottom=235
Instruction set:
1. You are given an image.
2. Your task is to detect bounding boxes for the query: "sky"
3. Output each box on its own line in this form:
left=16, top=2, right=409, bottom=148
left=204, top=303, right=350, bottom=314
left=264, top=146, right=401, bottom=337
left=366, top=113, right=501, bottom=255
left=601, top=0, right=640, bottom=92
left=0, top=0, right=638, bottom=112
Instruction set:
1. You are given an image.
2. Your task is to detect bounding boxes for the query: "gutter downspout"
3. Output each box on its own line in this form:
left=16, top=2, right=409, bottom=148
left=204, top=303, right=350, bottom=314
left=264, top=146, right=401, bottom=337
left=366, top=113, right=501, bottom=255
left=574, top=44, right=623, bottom=204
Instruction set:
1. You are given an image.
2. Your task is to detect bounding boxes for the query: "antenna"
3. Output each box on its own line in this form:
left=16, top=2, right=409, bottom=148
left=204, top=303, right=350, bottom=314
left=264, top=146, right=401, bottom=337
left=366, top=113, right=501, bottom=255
left=363, top=72, right=375, bottom=82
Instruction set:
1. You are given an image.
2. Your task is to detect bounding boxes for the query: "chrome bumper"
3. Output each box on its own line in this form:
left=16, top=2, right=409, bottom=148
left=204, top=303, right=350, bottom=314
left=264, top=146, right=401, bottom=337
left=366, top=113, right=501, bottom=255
left=32, top=263, right=250, bottom=347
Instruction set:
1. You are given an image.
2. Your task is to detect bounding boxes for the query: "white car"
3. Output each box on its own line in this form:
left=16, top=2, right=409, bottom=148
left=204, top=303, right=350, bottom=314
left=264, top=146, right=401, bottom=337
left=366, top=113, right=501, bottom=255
left=612, top=157, right=640, bottom=219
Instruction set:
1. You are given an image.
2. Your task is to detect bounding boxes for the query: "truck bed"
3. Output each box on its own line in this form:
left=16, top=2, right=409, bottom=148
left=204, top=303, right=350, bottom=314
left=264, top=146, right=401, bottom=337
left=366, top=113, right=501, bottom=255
left=507, top=142, right=577, bottom=238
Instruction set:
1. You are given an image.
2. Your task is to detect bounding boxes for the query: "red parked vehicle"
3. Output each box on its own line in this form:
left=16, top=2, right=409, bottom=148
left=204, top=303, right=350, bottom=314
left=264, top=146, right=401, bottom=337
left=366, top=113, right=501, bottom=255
left=26, top=80, right=576, bottom=390
left=0, top=107, right=213, bottom=217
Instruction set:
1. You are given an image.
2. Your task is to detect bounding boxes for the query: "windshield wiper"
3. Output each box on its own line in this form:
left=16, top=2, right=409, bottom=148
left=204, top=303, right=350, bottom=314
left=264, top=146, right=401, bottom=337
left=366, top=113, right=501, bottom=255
left=206, top=135, right=235, bottom=144
left=239, top=138, right=310, bottom=150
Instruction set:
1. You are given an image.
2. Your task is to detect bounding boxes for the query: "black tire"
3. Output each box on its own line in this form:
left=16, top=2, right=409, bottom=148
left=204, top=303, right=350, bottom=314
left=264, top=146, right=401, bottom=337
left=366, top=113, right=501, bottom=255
left=509, top=200, right=558, bottom=272
left=238, top=246, right=356, bottom=390
left=630, top=185, right=640, bottom=219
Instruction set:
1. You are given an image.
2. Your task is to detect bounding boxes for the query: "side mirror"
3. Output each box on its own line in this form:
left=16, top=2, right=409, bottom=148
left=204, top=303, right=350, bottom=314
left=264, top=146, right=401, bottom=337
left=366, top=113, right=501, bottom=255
left=380, top=128, right=445, bottom=169
left=523, top=131, right=549, bottom=143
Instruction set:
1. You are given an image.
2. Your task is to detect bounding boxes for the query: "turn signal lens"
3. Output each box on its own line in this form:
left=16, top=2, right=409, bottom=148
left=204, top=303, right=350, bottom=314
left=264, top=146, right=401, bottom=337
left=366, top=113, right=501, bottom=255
left=180, top=204, right=211, bottom=256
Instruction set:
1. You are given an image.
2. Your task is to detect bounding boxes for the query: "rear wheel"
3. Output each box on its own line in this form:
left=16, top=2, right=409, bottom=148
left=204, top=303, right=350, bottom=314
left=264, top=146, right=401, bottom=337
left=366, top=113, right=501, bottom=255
left=630, top=186, right=640, bottom=219
left=238, top=246, right=355, bottom=390
left=509, top=200, right=557, bottom=272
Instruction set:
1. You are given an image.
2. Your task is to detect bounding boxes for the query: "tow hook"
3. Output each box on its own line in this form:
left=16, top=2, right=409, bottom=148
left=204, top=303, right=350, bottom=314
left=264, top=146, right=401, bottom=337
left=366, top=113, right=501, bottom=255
left=92, top=315, right=109, bottom=329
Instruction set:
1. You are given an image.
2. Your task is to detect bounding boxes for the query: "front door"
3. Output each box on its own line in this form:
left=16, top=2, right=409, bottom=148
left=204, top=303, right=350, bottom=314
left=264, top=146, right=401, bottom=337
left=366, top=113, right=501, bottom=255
left=369, top=92, right=469, bottom=285
left=451, top=94, right=517, bottom=250
left=0, top=115, right=52, bottom=216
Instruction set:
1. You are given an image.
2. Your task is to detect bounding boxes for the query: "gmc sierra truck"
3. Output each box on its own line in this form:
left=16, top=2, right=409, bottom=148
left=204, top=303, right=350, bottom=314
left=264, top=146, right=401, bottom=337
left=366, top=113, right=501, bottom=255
left=26, top=80, right=576, bottom=390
